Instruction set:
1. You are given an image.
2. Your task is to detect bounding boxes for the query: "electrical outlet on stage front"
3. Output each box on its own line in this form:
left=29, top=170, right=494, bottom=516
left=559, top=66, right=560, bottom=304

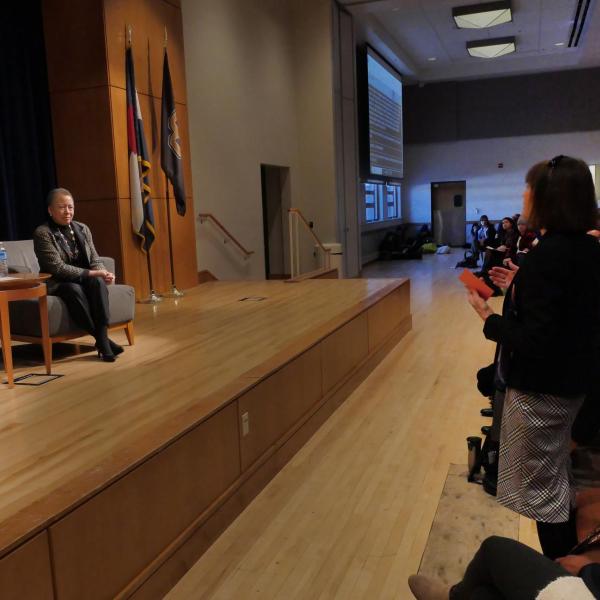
left=241, top=412, right=250, bottom=436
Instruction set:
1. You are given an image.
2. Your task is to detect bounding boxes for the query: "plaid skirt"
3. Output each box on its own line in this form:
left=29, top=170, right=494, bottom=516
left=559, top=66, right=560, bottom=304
left=497, top=387, right=584, bottom=523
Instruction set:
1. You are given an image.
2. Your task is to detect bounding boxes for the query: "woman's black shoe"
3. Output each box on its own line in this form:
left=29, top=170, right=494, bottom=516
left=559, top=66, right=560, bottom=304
left=97, top=349, right=116, bottom=362
left=95, top=341, right=116, bottom=362
left=108, top=339, right=124, bottom=356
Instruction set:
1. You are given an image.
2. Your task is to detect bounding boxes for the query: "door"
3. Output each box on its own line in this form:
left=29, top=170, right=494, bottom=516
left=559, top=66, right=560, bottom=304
left=261, top=165, right=291, bottom=279
left=431, top=181, right=466, bottom=246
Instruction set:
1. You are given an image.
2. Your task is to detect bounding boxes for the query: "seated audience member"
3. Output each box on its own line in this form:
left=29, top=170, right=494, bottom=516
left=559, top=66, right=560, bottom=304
left=476, top=217, right=518, bottom=295
left=408, top=536, right=599, bottom=599
left=33, top=188, right=124, bottom=362
left=515, top=217, right=538, bottom=266
left=494, top=216, right=518, bottom=259
left=471, top=215, right=496, bottom=261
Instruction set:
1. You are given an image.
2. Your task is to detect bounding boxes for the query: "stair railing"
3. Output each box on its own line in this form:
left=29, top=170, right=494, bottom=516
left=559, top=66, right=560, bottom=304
left=288, top=208, right=331, bottom=279
left=198, top=213, right=254, bottom=260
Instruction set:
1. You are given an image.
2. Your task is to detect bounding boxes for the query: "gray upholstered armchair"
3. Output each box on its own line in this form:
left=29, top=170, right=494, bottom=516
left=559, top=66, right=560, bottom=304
left=4, top=240, right=135, bottom=356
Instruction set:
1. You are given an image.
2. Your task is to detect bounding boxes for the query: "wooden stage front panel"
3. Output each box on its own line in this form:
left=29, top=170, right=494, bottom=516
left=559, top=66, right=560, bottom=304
left=0, top=278, right=411, bottom=598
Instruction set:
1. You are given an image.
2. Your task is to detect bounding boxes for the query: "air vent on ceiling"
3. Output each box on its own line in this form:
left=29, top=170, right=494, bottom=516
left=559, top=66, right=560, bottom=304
left=569, top=0, right=592, bottom=47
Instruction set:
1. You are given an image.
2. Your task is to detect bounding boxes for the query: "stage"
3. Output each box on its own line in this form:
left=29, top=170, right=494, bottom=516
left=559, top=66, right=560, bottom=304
left=0, top=278, right=411, bottom=599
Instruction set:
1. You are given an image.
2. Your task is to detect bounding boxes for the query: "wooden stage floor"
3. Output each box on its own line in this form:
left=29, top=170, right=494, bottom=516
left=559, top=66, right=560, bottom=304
left=0, top=278, right=411, bottom=598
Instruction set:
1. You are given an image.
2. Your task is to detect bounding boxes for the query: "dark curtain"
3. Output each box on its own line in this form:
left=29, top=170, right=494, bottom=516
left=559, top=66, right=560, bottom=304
left=0, top=0, right=56, bottom=241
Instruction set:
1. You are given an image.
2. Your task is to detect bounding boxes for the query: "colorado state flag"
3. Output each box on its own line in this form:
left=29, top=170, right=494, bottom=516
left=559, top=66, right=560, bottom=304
left=126, top=45, right=155, bottom=252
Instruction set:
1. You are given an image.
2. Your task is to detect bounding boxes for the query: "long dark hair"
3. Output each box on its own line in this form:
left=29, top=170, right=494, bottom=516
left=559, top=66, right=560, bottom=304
left=525, top=156, right=598, bottom=233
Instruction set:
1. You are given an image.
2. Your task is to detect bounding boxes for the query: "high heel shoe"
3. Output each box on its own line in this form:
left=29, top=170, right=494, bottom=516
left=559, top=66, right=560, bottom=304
left=97, top=349, right=116, bottom=362
left=108, top=339, right=124, bottom=356
left=95, top=343, right=116, bottom=362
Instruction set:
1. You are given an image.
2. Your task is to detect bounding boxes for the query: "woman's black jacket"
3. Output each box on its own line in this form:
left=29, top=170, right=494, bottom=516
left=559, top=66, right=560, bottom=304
left=483, top=232, right=600, bottom=396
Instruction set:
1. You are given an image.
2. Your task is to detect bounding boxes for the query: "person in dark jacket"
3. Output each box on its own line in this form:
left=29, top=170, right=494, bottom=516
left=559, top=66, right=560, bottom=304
left=471, top=215, right=496, bottom=261
left=408, top=536, right=600, bottom=599
left=467, top=156, right=600, bottom=559
left=33, top=188, right=124, bottom=362
left=494, top=216, right=518, bottom=261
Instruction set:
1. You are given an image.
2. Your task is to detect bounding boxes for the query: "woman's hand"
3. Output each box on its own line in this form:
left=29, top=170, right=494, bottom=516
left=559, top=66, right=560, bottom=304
left=89, top=269, right=115, bottom=284
left=555, top=554, right=594, bottom=576
left=467, top=289, right=495, bottom=321
left=489, top=260, right=519, bottom=290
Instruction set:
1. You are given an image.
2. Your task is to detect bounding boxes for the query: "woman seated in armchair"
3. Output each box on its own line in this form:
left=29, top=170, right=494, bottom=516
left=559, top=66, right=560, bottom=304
left=33, top=188, right=124, bottom=362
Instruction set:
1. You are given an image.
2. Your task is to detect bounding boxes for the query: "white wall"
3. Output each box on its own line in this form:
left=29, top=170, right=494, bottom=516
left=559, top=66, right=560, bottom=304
left=403, top=130, right=600, bottom=223
left=182, top=0, right=337, bottom=280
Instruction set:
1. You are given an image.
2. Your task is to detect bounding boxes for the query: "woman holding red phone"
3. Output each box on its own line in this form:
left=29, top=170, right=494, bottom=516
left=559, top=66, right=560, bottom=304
left=467, top=156, right=600, bottom=559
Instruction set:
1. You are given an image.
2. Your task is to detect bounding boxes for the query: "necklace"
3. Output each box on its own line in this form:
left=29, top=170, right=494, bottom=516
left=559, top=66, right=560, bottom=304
left=56, top=225, right=79, bottom=261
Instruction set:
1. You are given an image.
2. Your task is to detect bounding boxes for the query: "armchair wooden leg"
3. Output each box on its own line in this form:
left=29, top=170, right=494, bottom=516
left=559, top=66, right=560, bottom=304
left=125, top=321, right=135, bottom=346
left=38, top=295, right=52, bottom=375
left=0, top=296, right=14, bottom=387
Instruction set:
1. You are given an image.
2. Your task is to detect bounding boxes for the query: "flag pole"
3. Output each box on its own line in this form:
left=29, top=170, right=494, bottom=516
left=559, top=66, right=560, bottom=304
left=165, top=178, right=184, bottom=297
left=143, top=247, right=162, bottom=304
left=162, top=28, right=183, bottom=298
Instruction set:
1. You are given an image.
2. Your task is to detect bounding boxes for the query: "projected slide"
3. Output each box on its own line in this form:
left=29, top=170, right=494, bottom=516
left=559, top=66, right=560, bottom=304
left=367, top=51, right=403, bottom=179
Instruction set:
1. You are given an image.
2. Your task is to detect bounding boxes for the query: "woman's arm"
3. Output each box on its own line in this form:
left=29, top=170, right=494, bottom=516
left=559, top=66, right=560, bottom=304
left=82, top=224, right=114, bottom=283
left=82, top=224, right=105, bottom=271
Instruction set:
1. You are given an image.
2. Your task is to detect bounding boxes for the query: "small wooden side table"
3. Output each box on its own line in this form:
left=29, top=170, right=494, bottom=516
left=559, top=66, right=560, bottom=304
left=0, top=273, right=52, bottom=387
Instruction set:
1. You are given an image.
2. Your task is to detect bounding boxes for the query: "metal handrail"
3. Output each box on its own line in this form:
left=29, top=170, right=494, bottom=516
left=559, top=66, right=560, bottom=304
left=288, top=208, right=331, bottom=279
left=288, top=209, right=331, bottom=256
left=198, top=213, right=254, bottom=259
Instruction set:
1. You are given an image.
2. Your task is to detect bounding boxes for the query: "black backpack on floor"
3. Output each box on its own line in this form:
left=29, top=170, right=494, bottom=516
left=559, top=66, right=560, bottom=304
left=455, top=250, right=478, bottom=269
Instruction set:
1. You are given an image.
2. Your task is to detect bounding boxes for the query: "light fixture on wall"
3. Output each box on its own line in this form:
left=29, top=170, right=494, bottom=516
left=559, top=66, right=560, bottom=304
left=453, top=1, right=512, bottom=29
left=467, top=36, right=516, bottom=58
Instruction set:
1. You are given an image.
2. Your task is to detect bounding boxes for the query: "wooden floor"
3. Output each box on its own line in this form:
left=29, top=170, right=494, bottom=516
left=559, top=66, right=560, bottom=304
left=166, top=255, right=538, bottom=600
left=0, top=278, right=402, bottom=557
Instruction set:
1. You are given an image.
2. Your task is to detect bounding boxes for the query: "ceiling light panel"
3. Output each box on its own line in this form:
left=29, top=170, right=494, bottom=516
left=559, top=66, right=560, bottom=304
left=467, top=36, right=516, bottom=58
left=453, top=1, right=512, bottom=29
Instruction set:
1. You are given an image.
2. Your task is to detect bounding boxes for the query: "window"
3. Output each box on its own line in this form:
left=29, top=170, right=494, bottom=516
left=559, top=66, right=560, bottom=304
left=363, top=182, right=401, bottom=224
left=364, top=183, right=379, bottom=222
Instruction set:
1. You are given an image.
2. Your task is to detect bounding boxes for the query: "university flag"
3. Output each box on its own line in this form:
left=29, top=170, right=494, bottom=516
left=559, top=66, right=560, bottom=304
left=126, top=46, right=155, bottom=252
left=160, top=49, right=186, bottom=216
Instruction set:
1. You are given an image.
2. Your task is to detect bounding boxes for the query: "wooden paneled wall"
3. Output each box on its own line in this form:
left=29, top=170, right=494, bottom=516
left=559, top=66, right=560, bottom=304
left=42, top=0, right=197, bottom=297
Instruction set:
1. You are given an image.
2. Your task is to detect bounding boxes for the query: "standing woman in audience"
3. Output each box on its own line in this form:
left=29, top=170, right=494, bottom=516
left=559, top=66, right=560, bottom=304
left=471, top=215, right=495, bottom=261
left=467, top=156, right=600, bottom=559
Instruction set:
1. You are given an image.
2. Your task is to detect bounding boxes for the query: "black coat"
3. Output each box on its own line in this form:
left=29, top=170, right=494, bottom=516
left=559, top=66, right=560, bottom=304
left=483, top=232, right=600, bottom=396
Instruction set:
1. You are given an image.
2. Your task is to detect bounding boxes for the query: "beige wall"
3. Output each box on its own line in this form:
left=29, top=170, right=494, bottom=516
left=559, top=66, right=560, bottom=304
left=182, top=0, right=337, bottom=279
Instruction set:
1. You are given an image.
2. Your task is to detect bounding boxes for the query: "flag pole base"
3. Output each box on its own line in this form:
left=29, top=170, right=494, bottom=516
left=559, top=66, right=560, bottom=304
left=165, top=285, right=184, bottom=298
left=139, top=290, right=164, bottom=304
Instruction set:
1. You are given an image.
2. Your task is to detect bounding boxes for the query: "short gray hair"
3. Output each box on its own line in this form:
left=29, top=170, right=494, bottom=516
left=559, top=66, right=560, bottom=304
left=46, top=188, right=73, bottom=207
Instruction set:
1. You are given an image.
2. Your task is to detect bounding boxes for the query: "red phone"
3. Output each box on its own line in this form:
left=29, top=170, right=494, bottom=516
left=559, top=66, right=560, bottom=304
left=459, top=269, right=493, bottom=300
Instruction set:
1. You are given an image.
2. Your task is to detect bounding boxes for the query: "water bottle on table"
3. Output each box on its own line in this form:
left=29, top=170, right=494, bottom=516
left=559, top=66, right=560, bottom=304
left=0, top=243, right=8, bottom=278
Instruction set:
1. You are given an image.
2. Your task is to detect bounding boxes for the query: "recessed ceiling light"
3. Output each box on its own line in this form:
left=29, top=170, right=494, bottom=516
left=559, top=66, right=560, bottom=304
left=467, top=36, right=516, bottom=58
left=555, top=42, right=565, bottom=46
left=427, top=57, right=437, bottom=61
left=453, top=1, right=512, bottom=29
